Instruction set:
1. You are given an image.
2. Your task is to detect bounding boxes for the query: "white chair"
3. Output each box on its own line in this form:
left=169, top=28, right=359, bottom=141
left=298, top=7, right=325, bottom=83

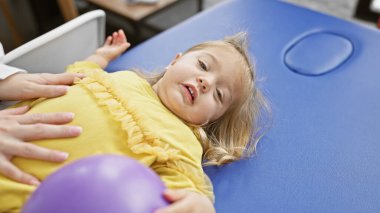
left=0, top=43, right=4, bottom=58
left=1, top=9, right=105, bottom=74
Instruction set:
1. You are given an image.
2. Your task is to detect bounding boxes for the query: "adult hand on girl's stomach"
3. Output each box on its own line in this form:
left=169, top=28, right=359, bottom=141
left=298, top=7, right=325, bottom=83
left=0, top=72, right=85, bottom=101
left=0, top=106, right=82, bottom=186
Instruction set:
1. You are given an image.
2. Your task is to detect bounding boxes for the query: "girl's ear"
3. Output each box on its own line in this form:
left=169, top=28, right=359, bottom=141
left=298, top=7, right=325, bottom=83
left=170, top=53, right=182, bottom=66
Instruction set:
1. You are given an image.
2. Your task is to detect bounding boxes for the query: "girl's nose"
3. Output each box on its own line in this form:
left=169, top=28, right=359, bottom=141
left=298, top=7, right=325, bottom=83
left=196, top=76, right=210, bottom=93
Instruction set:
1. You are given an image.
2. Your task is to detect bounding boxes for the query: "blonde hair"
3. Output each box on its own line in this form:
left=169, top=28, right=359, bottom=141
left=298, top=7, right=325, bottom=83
left=135, top=32, right=270, bottom=166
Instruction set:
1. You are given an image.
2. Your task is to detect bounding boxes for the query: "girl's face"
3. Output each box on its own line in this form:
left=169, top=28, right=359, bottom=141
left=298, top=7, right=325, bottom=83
left=153, top=46, right=244, bottom=125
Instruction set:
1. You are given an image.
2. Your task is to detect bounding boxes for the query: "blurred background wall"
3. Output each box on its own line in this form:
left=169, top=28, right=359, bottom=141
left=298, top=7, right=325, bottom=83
left=0, top=0, right=378, bottom=54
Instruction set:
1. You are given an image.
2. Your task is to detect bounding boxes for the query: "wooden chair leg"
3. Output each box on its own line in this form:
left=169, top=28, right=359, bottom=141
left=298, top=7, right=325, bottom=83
left=0, top=0, right=23, bottom=46
left=57, top=0, right=79, bottom=21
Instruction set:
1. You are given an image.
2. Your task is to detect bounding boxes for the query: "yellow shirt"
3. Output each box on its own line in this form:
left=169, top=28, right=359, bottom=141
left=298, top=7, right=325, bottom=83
left=0, top=62, right=213, bottom=212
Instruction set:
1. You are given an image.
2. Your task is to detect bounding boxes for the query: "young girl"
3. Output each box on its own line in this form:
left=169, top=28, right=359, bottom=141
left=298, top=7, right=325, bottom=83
left=0, top=29, right=269, bottom=212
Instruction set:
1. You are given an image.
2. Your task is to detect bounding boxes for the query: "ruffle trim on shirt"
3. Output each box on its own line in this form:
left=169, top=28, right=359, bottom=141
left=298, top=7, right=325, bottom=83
left=67, top=62, right=214, bottom=201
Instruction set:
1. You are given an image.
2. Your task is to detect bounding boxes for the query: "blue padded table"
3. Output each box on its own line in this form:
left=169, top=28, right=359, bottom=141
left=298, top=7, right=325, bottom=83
left=107, top=0, right=380, bottom=212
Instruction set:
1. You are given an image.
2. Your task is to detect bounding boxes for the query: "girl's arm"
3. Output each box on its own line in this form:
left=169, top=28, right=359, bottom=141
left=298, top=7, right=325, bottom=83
left=85, top=29, right=130, bottom=69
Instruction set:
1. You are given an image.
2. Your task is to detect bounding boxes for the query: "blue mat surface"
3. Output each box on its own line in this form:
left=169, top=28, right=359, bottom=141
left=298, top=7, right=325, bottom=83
left=107, top=0, right=380, bottom=212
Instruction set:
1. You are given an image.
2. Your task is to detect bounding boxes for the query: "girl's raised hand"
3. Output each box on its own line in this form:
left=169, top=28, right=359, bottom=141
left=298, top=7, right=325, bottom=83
left=95, top=29, right=131, bottom=63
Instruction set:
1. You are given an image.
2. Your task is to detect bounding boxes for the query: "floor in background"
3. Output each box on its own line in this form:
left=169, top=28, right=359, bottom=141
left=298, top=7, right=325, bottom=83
left=284, top=0, right=378, bottom=27
left=102, top=0, right=224, bottom=46
left=141, top=0, right=378, bottom=40
left=105, top=0, right=226, bottom=45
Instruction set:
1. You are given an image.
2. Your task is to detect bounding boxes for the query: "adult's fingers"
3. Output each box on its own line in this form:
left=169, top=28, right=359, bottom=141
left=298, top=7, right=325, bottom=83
left=21, top=73, right=86, bottom=99
left=15, top=124, right=82, bottom=141
left=0, top=155, right=40, bottom=186
left=23, top=83, right=70, bottom=99
left=15, top=112, right=74, bottom=125
left=0, top=106, right=29, bottom=116
left=1, top=137, right=69, bottom=163
left=37, top=73, right=85, bottom=85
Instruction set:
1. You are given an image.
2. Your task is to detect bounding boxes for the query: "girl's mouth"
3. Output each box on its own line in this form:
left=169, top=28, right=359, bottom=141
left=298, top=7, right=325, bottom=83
left=186, top=86, right=195, bottom=100
left=182, top=84, right=197, bottom=104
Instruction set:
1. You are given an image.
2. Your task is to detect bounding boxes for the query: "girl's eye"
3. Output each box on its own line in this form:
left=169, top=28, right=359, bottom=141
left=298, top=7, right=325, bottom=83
left=217, top=89, right=223, bottom=102
left=198, top=59, right=208, bottom=71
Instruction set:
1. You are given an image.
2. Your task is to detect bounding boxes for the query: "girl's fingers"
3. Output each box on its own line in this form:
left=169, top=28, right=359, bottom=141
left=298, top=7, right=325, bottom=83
left=117, top=29, right=127, bottom=44
left=15, top=124, right=82, bottom=141
left=106, top=29, right=128, bottom=47
left=126, top=42, right=131, bottom=48
left=163, top=189, right=187, bottom=202
left=154, top=190, right=189, bottom=213
left=0, top=155, right=40, bottom=186
left=154, top=198, right=189, bottom=213
left=0, top=106, right=29, bottom=116
left=105, top=36, right=112, bottom=46
left=112, top=32, right=118, bottom=45
left=15, top=112, right=74, bottom=125
left=155, top=190, right=214, bottom=213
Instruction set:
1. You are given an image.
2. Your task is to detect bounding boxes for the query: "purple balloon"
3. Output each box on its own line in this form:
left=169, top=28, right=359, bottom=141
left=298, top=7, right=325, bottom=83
left=23, top=155, right=168, bottom=213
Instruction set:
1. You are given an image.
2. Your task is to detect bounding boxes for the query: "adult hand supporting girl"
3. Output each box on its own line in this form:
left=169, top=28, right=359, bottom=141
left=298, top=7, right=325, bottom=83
left=0, top=106, right=82, bottom=186
left=0, top=72, right=84, bottom=185
left=0, top=72, right=84, bottom=100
